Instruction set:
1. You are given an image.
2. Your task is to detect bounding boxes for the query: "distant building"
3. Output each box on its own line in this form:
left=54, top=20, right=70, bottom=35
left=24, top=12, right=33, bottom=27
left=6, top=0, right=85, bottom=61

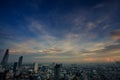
left=1, top=49, right=9, bottom=66
left=18, top=56, right=23, bottom=69
left=34, top=62, right=38, bottom=73
left=13, top=62, right=17, bottom=74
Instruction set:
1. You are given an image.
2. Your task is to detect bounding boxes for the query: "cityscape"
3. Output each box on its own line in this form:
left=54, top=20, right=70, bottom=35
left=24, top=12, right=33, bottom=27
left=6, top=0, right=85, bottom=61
left=0, top=0, right=120, bottom=80
left=0, top=49, right=120, bottom=80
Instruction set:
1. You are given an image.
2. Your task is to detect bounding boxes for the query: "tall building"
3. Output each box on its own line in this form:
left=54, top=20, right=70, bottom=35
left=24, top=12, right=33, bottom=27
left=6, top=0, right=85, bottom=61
left=54, top=64, right=62, bottom=80
left=34, top=62, right=38, bottom=73
left=13, top=62, right=17, bottom=74
left=18, top=56, right=23, bottom=69
left=1, top=49, right=9, bottom=66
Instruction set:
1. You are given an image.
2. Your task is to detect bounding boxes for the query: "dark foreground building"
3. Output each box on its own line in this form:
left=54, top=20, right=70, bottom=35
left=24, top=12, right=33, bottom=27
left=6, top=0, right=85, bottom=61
left=1, top=49, right=9, bottom=66
left=54, top=64, right=62, bottom=80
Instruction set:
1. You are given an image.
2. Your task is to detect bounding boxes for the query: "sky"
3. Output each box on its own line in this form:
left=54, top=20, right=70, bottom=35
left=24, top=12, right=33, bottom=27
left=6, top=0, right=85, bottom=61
left=0, top=0, right=120, bottom=63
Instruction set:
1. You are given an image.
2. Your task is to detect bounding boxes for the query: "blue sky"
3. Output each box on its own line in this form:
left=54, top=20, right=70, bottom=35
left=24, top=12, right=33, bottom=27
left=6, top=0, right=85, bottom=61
left=0, top=0, right=120, bottom=63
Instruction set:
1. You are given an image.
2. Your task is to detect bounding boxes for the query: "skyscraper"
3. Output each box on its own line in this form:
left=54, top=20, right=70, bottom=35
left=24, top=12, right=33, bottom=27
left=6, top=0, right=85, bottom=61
left=54, top=64, right=62, bottom=80
left=1, top=49, right=9, bottom=66
left=34, top=62, right=38, bottom=73
left=18, top=56, right=23, bottom=69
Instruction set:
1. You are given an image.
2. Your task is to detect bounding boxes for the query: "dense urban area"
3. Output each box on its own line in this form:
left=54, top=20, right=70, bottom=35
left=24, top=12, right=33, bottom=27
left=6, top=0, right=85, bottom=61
left=0, top=49, right=120, bottom=80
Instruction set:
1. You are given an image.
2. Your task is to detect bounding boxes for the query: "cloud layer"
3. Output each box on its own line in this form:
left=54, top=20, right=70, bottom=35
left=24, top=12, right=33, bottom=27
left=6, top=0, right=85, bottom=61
left=0, top=0, right=120, bottom=63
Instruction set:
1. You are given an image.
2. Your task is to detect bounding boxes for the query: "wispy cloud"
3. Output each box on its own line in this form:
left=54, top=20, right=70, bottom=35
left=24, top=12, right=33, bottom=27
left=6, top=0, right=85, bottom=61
left=7, top=18, right=119, bottom=63
left=110, top=29, right=120, bottom=41
left=1, top=0, right=120, bottom=63
left=8, top=30, right=120, bottom=63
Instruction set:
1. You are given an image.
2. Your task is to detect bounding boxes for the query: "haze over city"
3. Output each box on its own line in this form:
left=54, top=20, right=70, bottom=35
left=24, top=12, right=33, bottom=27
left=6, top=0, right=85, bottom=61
left=0, top=0, right=120, bottom=63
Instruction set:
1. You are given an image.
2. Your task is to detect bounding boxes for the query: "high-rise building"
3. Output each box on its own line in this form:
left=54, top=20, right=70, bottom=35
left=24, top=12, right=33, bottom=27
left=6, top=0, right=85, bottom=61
left=54, top=64, right=62, bottom=80
left=34, top=62, right=38, bottom=73
left=13, top=62, right=17, bottom=74
left=18, top=56, right=23, bottom=69
left=1, top=49, right=9, bottom=66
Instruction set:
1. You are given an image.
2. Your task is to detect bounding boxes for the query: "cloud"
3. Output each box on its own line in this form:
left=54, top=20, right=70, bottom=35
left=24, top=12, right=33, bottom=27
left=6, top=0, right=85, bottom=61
left=3, top=17, right=119, bottom=63
left=86, top=22, right=96, bottom=31
left=0, top=0, right=120, bottom=63
left=4, top=8, right=119, bottom=62
left=8, top=35, right=120, bottom=63
left=80, top=42, right=120, bottom=59
left=7, top=32, right=119, bottom=62
left=95, top=43, right=120, bottom=55
left=110, top=29, right=120, bottom=40
left=82, top=56, right=120, bottom=63
left=0, top=26, right=16, bottom=40
left=28, top=19, right=48, bottom=35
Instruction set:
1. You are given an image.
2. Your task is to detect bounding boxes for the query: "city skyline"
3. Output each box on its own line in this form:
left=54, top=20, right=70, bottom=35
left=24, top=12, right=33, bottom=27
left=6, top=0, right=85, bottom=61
left=0, top=0, right=120, bottom=63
